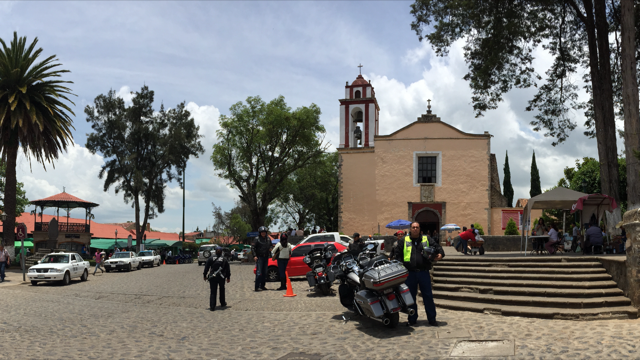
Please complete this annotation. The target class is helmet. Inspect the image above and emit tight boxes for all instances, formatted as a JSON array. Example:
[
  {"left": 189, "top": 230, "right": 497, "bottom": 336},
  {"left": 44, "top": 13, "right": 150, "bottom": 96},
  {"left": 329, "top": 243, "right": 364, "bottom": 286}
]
[
  {"left": 423, "top": 246, "right": 438, "bottom": 262},
  {"left": 258, "top": 226, "right": 268, "bottom": 233}
]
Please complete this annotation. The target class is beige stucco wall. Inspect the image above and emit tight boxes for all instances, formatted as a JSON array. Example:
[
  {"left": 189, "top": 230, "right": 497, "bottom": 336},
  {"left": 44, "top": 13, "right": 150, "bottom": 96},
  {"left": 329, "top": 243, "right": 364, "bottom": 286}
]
[
  {"left": 339, "top": 149, "right": 378, "bottom": 236},
  {"left": 490, "top": 208, "right": 543, "bottom": 235},
  {"left": 340, "top": 120, "right": 493, "bottom": 236}
]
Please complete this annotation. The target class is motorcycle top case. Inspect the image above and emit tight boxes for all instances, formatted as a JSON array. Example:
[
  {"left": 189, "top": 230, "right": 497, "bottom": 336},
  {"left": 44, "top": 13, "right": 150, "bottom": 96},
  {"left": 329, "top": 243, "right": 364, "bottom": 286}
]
[
  {"left": 362, "top": 262, "right": 409, "bottom": 291},
  {"left": 354, "top": 289, "right": 385, "bottom": 318}
]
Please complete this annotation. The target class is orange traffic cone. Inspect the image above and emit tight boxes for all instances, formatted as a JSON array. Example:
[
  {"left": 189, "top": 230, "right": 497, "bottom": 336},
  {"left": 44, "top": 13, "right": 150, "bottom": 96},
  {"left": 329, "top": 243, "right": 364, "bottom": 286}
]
[
  {"left": 163, "top": 260, "right": 165, "bottom": 265},
  {"left": 176, "top": 259, "right": 178, "bottom": 264},
  {"left": 283, "top": 271, "right": 296, "bottom": 297}
]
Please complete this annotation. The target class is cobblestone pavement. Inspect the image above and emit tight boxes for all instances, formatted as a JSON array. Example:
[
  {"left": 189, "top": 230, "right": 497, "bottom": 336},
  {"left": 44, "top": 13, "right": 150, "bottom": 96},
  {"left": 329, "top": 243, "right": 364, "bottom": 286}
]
[{"left": 1, "top": 262, "right": 639, "bottom": 359}]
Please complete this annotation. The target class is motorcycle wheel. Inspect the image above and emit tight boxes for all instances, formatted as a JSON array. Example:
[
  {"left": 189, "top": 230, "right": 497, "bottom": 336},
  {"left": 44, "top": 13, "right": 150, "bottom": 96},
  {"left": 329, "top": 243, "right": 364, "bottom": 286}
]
[
  {"left": 384, "top": 312, "right": 400, "bottom": 329},
  {"left": 319, "top": 283, "right": 331, "bottom": 296}
]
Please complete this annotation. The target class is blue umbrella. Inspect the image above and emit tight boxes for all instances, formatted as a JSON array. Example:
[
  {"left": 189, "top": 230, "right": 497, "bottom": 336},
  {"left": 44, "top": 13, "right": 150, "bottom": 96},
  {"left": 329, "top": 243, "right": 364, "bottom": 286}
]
[
  {"left": 440, "top": 224, "right": 461, "bottom": 232},
  {"left": 386, "top": 219, "right": 412, "bottom": 229}
]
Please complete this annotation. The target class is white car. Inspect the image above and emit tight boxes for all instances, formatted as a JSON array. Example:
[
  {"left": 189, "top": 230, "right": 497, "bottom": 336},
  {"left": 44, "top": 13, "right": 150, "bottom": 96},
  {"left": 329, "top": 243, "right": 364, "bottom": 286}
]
[
  {"left": 297, "top": 233, "right": 352, "bottom": 247},
  {"left": 104, "top": 251, "right": 142, "bottom": 272},
  {"left": 137, "top": 250, "right": 161, "bottom": 267},
  {"left": 28, "top": 252, "right": 90, "bottom": 286}
]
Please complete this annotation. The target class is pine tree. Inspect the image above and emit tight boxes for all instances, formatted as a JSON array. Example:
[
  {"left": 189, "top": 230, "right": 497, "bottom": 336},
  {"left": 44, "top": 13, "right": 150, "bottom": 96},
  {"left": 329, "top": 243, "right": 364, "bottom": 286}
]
[
  {"left": 504, "top": 218, "right": 520, "bottom": 236},
  {"left": 503, "top": 151, "right": 514, "bottom": 207},
  {"left": 530, "top": 151, "right": 542, "bottom": 197}
]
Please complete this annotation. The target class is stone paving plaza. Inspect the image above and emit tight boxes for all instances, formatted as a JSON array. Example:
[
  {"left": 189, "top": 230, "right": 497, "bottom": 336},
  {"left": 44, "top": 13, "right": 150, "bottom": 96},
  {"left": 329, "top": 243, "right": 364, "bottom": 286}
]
[{"left": 1, "top": 260, "right": 640, "bottom": 359}]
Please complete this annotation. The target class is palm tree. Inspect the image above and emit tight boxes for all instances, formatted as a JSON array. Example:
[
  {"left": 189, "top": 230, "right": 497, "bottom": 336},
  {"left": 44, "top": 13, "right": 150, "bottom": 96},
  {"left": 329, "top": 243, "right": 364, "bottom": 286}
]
[{"left": 0, "top": 32, "right": 75, "bottom": 246}]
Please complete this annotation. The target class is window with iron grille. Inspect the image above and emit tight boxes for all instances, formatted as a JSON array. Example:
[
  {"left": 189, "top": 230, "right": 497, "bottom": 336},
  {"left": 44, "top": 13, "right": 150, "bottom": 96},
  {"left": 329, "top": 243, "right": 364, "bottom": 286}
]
[{"left": 417, "top": 156, "right": 437, "bottom": 184}]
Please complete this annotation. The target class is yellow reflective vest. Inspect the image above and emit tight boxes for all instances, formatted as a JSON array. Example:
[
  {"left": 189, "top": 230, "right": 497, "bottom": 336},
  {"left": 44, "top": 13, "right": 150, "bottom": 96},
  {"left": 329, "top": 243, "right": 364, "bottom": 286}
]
[{"left": 403, "top": 235, "right": 429, "bottom": 262}]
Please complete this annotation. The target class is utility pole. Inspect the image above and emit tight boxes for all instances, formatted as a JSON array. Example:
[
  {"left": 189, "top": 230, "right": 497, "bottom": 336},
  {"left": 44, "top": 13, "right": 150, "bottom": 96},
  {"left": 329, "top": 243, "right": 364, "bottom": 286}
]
[{"left": 182, "top": 164, "right": 186, "bottom": 242}]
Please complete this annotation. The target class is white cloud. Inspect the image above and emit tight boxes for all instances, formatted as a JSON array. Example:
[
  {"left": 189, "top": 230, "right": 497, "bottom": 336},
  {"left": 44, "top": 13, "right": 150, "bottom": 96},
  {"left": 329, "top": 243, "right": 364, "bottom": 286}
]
[{"left": 115, "top": 86, "right": 134, "bottom": 105}]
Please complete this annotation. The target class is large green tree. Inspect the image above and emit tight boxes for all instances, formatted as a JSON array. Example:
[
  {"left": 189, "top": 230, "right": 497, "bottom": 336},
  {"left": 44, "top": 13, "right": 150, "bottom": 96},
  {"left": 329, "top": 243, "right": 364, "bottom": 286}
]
[
  {"left": 410, "top": 0, "right": 629, "bottom": 207},
  {"left": 276, "top": 151, "right": 340, "bottom": 231},
  {"left": 503, "top": 151, "right": 514, "bottom": 207},
  {"left": 530, "top": 151, "right": 542, "bottom": 197},
  {"left": 85, "top": 86, "right": 204, "bottom": 244},
  {"left": 0, "top": 32, "right": 75, "bottom": 246},
  {"left": 559, "top": 157, "right": 628, "bottom": 210},
  {"left": 0, "top": 160, "right": 28, "bottom": 216},
  {"left": 211, "top": 96, "right": 327, "bottom": 231}
]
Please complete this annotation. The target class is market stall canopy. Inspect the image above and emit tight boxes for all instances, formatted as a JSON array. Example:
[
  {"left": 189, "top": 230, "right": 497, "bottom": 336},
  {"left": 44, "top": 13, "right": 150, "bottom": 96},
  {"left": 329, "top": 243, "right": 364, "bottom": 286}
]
[
  {"left": 142, "top": 239, "right": 183, "bottom": 248},
  {"left": 90, "top": 239, "right": 137, "bottom": 250},
  {"left": 522, "top": 187, "right": 587, "bottom": 228},
  {"left": 14, "top": 239, "right": 34, "bottom": 248},
  {"left": 571, "top": 193, "right": 617, "bottom": 226},
  {"left": 386, "top": 219, "right": 412, "bottom": 229}
]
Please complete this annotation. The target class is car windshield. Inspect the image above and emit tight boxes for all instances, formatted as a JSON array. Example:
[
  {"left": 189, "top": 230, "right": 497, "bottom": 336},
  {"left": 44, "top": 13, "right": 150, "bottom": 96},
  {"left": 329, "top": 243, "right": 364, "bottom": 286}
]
[
  {"left": 138, "top": 251, "right": 153, "bottom": 256},
  {"left": 199, "top": 246, "right": 214, "bottom": 252},
  {"left": 112, "top": 253, "right": 130, "bottom": 259},
  {"left": 42, "top": 255, "right": 69, "bottom": 264}
]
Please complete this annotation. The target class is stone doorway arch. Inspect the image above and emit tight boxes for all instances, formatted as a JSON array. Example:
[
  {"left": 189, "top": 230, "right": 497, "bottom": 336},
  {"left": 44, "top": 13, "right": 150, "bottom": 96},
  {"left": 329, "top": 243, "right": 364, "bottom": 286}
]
[{"left": 413, "top": 207, "right": 441, "bottom": 238}]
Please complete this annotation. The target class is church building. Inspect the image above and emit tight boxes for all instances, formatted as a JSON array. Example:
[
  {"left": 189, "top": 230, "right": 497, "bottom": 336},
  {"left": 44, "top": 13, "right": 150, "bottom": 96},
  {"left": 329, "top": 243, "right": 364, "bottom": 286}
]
[{"left": 337, "top": 72, "right": 511, "bottom": 238}]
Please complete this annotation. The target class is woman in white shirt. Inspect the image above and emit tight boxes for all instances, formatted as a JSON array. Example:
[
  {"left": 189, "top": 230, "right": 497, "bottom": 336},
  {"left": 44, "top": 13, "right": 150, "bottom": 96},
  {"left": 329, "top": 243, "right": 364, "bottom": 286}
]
[
  {"left": 272, "top": 233, "right": 294, "bottom": 290},
  {"left": 545, "top": 224, "right": 559, "bottom": 254}
]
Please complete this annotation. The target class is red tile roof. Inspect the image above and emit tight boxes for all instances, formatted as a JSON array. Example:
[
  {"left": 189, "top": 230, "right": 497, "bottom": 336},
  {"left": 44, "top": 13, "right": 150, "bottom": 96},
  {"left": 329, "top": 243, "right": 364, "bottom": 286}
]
[
  {"left": 351, "top": 75, "right": 369, "bottom": 86},
  {"left": 1, "top": 212, "right": 181, "bottom": 241},
  {"left": 30, "top": 192, "right": 99, "bottom": 208}
]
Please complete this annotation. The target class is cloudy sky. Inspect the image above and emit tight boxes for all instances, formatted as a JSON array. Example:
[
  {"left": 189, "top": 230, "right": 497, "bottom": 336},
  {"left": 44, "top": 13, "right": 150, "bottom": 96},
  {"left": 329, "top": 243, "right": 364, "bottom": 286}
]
[{"left": 1, "top": 1, "right": 621, "bottom": 234}]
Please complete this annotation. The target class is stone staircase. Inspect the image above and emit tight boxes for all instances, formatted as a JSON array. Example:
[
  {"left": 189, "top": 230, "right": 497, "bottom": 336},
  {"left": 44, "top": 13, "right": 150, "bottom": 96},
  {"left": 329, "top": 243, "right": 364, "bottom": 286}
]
[{"left": 432, "top": 256, "right": 638, "bottom": 320}]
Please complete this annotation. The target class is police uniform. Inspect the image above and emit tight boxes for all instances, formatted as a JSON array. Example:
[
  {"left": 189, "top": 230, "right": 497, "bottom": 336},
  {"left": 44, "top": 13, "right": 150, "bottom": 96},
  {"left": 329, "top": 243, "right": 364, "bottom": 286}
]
[
  {"left": 392, "top": 235, "right": 444, "bottom": 325},
  {"left": 203, "top": 253, "right": 231, "bottom": 311}
]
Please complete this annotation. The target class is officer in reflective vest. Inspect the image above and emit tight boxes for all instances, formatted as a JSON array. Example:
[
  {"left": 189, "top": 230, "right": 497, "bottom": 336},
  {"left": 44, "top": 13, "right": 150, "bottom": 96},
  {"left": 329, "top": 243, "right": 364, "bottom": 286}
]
[{"left": 392, "top": 222, "right": 444, "bottom": 327}]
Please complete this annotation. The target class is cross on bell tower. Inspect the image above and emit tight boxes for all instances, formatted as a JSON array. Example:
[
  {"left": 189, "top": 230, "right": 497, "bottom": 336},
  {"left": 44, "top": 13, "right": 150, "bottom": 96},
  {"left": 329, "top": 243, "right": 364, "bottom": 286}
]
[{"left": 338, "top": 66, "right": 380, "bottom": 148}]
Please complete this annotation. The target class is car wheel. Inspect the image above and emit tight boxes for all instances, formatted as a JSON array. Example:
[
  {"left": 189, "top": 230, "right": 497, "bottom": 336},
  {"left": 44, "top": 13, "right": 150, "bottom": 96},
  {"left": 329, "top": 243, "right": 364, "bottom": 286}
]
[
  {"left": 127, "top": 264, "right": 132, "bottom": 272},
  {"left": 81, "top": 269, "right": 88, "bottom": 281},
  {"left": 137, "top": 262, "right": 142, "bottom": 270},
  {"left": 61, "top": 272, "right": 70, "bottom": 286},
  {"left": 30, "top": 280, "right": 38, "bottom": 286},
  {"left": 267, "top": 266, "right": 280, "bottom": 282}
]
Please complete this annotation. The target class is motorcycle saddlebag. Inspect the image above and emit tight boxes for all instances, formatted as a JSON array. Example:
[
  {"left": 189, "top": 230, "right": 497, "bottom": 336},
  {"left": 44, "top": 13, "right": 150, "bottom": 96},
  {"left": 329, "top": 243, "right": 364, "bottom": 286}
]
[
  {"left": 362, "top": 262, "right": 409, "bottom": 291},
  {"left": 355, "top": 289, "right": 385, "bottom": 318},
  {"left": 306, "top": 271, "right": 317, "bottom": 287},
  {"left": 397, "top": 283, "right": 415, "bottom": 307}
]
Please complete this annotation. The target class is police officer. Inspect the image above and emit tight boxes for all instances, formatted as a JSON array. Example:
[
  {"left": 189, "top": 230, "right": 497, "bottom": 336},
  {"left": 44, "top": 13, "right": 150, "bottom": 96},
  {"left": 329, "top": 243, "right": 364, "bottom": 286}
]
[
  {"left": 392, "top": 221, "right": 444, "bottom": 327},
  {"left": 252, "top": 226, "right": 272, "bottom": 291},
  {"left": 203, "top": 246, "right": 231, "bottom": 311}
]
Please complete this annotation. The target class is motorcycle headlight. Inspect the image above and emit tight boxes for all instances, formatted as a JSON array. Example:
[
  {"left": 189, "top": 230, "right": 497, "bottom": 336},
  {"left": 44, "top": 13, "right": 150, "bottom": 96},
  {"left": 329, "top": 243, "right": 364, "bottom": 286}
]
[{"left": 303, "top": 256, "right": 310, "bottom": 264}]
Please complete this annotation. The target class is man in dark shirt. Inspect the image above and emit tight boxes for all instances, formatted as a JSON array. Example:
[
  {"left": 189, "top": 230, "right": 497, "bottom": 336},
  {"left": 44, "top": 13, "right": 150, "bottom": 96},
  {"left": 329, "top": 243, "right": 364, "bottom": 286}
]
[
  {"left": 348, "top": 233, "right": 365, "bottom": 256},
  {"left": 252, "top": 226, "right": 272, "bottom": 291},
  {"left": 203, "top": 247, "right": 231, "bottom": 311},
  {"left": 392, "top": 222, "right": 444, "bottom": 327}
]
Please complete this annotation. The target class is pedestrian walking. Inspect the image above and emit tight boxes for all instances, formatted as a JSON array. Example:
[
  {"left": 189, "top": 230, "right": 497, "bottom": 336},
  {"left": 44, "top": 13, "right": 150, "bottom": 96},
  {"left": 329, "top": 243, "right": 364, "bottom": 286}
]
[
  {"left": 203, "top": 247, "right": 231, "bottom": 311},
  {"left": 93, "top": 250, "right": 104, "bottom": 275},
  {"left": 272, "top": 233, "right": 293, "bottom": 290},
  {"left": 0, "top": 244, "right": 10, "bottom": 283},
  {"left": 252, "top": 226, "right": 272, "bottom": 291},
  {"left": 392, "top": 222, "right": 444, "bottom": 327}
]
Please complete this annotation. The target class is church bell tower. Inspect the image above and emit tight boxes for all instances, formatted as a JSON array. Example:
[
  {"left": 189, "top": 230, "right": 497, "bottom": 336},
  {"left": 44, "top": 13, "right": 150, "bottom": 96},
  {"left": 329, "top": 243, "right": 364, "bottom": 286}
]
[{"left": 339, "top": 65, "right": 380, "bottom": 148}]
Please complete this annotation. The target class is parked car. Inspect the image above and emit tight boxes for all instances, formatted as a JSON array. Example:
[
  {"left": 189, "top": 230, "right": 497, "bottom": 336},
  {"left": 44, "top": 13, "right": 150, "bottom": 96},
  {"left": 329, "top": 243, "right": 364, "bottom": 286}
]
[
  {"left": 103, "top": 251, "right": 142, "bottom": 272},
  {"left": 297, "top": 232, "right": 352, "bottom": 247},
  {"left": 254, "top": 242, "right": 347, "bottom": 281},
  {"left": 137, "top": 250, "right": 161, "bottom": 267},
  {"left": 198, "top": 245, "right": 234, "bottom": 265},
  {"left": 28, "top": 252, "right": 90, "bottom": 286}
]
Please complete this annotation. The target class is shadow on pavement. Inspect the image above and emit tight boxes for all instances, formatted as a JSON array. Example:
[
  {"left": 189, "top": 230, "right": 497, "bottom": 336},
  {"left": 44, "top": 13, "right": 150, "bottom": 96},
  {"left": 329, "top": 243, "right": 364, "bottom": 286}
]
[{"left": 330, "top": 311, "right": 415, "bottom": 338}]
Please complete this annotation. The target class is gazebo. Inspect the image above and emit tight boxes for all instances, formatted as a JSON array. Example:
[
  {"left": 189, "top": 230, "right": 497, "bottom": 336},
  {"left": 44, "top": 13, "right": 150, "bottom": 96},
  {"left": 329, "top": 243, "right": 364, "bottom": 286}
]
[{"left": 30, "top": 190, "right": 99, "bottom": 252}]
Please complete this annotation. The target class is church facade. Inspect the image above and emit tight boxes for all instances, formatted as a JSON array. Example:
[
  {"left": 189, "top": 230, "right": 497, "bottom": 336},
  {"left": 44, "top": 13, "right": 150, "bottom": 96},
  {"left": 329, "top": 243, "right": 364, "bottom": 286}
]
[{"left": 337, "top": 73, "right": 510, "bottom": 238}]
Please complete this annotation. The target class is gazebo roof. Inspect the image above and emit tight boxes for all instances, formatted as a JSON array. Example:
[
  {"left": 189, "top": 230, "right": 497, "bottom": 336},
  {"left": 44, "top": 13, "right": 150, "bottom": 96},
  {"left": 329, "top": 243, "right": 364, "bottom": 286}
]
[{"left": 30, "top": 191, "right": 99, "bottom": 209}]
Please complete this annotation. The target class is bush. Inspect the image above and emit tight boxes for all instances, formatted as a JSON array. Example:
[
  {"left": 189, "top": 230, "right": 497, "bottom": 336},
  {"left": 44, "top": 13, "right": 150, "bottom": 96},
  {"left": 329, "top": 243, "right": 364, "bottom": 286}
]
[
  {"left": 473, "top": 223, "right": 485, "bottom": 235},
  {"left": 504, "top": 218, "right": 520, "bottom": 235}
]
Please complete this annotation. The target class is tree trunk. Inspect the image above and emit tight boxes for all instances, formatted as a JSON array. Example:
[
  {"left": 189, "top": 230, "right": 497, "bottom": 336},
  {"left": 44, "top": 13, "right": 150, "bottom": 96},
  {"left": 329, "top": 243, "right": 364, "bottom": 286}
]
[
  {"left": 2, "top": 140, "right": 18, "bottom": 247},
  {"left": 621, "top": 0, "right": 640, "bottom": 210}
]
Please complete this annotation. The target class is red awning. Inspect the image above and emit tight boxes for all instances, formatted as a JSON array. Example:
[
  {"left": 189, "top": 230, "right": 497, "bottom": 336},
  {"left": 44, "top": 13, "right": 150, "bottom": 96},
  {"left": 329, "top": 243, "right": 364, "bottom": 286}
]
[{"left": 570, "top": 194, "right": 617, "bottom": 214}]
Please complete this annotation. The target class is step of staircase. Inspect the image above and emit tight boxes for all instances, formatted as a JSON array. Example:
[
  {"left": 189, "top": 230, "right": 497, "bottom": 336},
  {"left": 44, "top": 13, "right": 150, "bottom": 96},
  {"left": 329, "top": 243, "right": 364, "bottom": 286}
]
[
  {"left": 433, "top": 283, "right": 625, "bottom": 298},
  {"left": 432, "top": 255, "right": 635, "bottom": 319},
  {"left": 434, "top": 299, "right": 637, "bottom": 320},
  {"left": 433, "top": 290, "right": 631, "bottom": 308},
  {"left": 436, "top": 266, "right": 606, "bottom": 274},
  {"left": 433, "top": 271, "right": 612, "bottom": 282}
]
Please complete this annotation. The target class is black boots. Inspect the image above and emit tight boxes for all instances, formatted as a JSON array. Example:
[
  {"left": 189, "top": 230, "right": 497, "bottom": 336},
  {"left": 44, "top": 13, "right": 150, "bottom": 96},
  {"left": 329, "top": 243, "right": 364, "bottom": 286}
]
[{"left": 277, "top": 280, "right": 286, "bottom": 290}]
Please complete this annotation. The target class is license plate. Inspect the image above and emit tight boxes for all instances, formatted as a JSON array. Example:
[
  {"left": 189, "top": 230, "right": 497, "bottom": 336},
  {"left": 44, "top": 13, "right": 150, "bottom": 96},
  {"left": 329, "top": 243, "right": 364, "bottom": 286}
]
[
  {"left": 108, "top": 265, "right": 115, "bottom": 267},
  {"left": 383, "top": 288, "right": 393, "bottom": 294},
  {"left": 37, "top": 275, "right": 44, "bottom": 279}
]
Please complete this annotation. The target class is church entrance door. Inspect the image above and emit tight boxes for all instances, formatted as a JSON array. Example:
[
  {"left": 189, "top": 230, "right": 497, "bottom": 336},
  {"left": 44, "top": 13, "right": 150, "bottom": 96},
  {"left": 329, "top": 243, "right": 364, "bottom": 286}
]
[{"left": 414, "top": 209, "right": 440, "bottom": 237}]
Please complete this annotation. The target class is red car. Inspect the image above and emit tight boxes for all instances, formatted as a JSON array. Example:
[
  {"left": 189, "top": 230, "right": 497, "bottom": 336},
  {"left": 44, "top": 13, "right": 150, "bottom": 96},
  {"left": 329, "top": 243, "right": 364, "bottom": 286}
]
[{"left": 253, "top": 242, "right": 347, "bottom": 281}]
